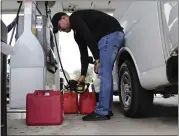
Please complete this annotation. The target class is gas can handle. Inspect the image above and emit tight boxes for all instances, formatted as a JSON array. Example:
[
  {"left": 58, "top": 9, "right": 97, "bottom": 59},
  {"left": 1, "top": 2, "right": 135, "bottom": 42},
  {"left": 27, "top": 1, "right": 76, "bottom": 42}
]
[{"left": 34, "top": 90, "right": 54, "bottom": 96}]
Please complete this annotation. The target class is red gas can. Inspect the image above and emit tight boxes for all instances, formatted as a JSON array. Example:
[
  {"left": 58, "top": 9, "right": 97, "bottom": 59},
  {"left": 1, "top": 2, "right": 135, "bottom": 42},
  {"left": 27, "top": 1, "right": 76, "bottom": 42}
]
[
  {"left": 26, "top": 90, "right": 63, "bottom": 126},
  {"left": 79, "top": 90, "right": 96, "bottom": 114},
  {"left": 63, "top": 91, "right": 78, "bottom": 114}
]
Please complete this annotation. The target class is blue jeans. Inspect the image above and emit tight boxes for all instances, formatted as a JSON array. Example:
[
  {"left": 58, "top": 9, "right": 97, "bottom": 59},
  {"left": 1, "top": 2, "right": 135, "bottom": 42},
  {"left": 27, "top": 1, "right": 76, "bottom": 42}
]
[{"left": 94, "top": 31, "right": 124, "bottom": 115}]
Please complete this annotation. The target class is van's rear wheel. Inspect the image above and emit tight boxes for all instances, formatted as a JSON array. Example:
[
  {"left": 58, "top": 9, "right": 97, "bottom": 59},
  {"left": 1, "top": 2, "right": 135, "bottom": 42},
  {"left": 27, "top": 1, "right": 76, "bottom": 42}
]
[{"left": 118, "top": 60, "right": 154, "bottom": 118}]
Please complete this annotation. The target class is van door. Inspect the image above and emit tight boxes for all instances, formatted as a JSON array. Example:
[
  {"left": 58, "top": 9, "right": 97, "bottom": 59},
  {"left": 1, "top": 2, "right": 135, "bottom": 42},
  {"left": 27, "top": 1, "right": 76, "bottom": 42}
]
[{"left": 159, "top": 1, "right": 178, "bottom": 58}]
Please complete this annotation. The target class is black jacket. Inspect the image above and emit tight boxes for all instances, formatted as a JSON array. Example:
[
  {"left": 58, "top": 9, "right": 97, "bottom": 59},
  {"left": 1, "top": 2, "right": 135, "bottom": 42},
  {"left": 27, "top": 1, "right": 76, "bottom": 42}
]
[{"left": 70, "top": 10, "right": 123, "bottom": 76}]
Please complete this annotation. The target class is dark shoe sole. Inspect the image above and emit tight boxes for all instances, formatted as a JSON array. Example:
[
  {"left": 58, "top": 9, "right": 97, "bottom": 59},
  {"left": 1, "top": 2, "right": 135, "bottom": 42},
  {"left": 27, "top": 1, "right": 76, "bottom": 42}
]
[
  {"left": 82, "top": 113, "right": 110, "bottom": 121},
  {"left": 82, "top": 116, "right": 110, "bottom": 121}
]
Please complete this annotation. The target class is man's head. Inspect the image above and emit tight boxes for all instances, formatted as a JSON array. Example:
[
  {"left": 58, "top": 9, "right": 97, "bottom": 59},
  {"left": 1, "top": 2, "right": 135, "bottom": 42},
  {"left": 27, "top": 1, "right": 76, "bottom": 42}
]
[{"left": 51, "top": 12, "right": 71, "bottom": 33}]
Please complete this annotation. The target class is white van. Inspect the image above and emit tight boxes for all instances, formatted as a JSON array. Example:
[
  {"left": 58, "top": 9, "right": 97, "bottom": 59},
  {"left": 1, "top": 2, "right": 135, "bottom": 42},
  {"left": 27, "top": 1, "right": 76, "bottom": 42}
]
[{"left": 112, "top": 1, "right": 178, "bottom": 118}]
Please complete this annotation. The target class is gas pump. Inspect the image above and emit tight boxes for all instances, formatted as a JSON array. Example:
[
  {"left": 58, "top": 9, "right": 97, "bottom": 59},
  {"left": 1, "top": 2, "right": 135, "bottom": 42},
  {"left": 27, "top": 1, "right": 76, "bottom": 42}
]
[{"left": 9, "top": 1, "right": 59, "bottom": 109}]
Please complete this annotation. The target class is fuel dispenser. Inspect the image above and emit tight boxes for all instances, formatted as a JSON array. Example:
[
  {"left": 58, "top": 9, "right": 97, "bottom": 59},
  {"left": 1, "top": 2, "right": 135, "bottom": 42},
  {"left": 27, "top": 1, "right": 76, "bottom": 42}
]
[{"left": 9, "top": 1, "right": 59, "bottom": 108}]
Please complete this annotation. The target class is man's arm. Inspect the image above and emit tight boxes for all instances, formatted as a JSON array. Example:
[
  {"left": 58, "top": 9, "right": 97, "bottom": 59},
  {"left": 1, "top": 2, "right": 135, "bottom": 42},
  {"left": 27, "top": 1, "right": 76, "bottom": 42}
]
[
  {"left": 74, "top": 34, "right": 89, "bottom": 77},
  {"left": 70, "top": 13, "right": 99, "bottom": 60}
]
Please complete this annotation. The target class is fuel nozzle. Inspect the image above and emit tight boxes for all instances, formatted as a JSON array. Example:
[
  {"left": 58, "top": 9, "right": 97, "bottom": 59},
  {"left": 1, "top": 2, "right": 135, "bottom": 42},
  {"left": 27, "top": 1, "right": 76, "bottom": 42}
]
[{"left": 65, "top": 80, "right": 90, "bottom": 94}]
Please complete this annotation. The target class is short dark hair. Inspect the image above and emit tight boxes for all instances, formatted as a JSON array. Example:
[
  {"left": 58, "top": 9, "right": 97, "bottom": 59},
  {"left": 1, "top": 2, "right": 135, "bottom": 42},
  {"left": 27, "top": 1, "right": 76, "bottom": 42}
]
[{"left": 51, "top": 12, "right": 67, "bottom": 31}]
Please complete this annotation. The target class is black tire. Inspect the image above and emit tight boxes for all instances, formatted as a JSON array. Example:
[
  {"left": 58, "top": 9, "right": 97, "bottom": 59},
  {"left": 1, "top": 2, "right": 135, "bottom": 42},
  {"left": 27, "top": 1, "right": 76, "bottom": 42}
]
[{"left": 118, "top": 60, "right": 154, "bottom": 118}]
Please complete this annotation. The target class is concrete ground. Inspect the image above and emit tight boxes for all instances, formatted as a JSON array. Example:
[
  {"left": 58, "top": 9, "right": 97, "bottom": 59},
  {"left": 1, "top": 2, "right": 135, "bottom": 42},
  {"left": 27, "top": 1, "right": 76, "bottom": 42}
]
[{"left": 7, "top": 95, "right": 178, "bottom": 135}]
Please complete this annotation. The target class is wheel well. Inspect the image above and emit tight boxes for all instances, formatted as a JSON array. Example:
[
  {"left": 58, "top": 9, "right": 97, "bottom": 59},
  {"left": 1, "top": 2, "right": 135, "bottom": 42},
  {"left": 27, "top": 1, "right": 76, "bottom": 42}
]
[
  {"left": 116, "top": 50, "right": 142, "bottom": 92},
  {"left": 117, "top": 50, "right": 141, "bottom": 85},
  {"left": 117, "top": 51, "right": 134, "bottom": 68}
]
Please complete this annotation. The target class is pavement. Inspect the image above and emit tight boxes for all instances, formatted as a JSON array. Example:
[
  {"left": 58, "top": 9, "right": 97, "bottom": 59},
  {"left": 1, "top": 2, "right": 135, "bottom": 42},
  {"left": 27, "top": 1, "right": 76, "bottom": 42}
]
[{"left": 7, "top": 95, "right": 178, "bottom": 135}]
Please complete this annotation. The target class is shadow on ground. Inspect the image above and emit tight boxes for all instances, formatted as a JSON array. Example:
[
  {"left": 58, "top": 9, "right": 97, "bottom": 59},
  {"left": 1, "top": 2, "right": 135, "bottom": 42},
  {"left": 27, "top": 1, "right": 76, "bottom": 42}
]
[
  {"left": 112, "top": 96, "right": 178, "bottom": 125},
  {"left": 150, "top": 103, "right": 178, "bottom": 118}
]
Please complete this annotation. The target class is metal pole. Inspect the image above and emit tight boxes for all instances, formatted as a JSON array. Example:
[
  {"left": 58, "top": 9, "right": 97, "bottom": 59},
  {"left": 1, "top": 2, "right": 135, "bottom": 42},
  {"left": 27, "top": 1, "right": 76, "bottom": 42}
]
[{"left": 1, "top": 53, "right": 7, "bottom": 136}]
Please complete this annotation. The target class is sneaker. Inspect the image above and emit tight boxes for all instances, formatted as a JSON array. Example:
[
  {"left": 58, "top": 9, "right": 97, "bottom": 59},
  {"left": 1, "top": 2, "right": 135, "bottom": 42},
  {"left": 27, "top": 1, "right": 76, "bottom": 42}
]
[{"left": 82, "top": 112, "right": 110, "bottom": 121}]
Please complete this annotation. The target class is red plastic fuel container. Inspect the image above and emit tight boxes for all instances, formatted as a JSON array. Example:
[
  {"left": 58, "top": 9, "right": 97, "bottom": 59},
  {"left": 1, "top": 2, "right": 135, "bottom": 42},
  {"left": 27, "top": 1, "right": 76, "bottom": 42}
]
[
  {"left": 26, "top": 90, "right": 63, "bottom": 126},
  {"left": 63, "top": 91, "right": 78, "bottom": 114},
  {"left": 79, "top": 90, "right": 96, "bottom": 114}
]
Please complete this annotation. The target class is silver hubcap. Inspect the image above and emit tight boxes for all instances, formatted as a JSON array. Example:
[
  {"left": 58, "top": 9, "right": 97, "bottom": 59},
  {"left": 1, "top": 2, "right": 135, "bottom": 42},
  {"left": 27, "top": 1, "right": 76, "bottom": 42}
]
[{"left": 121, "top": 71, "right": 132, "bottom": 109}]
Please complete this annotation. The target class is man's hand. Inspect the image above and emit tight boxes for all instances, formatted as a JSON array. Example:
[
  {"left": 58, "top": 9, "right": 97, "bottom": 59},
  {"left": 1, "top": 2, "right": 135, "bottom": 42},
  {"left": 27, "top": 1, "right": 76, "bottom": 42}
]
[
  {"left": 77, "top": 75, "right": 85, "bottom": 86},
  {"left": 94, "top": 59, "right": 100, "bottom": 74}
]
